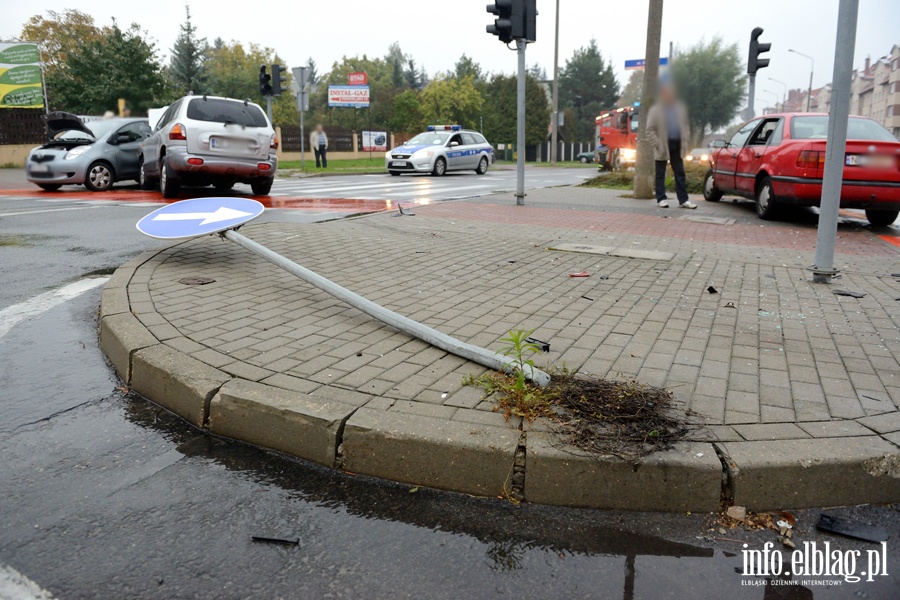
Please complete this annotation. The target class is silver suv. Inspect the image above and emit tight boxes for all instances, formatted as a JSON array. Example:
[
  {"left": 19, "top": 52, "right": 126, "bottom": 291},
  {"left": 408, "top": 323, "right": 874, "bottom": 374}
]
[{"left": 140, "top": 95, "right": 277, "bottom": 198}]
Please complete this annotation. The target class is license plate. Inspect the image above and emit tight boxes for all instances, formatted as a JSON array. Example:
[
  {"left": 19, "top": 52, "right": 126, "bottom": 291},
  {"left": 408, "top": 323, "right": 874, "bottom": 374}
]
[
  {"left": 846, "top": 154, "right": 893, "bottom": 168},
  {"left": 210, "top": 137, "right": 226, "bottom": 149},
  {"left": 30, "top": 164, "right": 49, "bottom": 173},
  {"left": 391, "top": 161, "right": 407, "bottom": 167}
]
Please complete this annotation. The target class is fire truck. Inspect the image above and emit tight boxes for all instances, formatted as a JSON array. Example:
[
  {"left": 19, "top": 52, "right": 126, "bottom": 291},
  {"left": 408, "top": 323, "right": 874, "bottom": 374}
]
[{"left": 595, "top": 106, "right": 639, "bottom": 170}]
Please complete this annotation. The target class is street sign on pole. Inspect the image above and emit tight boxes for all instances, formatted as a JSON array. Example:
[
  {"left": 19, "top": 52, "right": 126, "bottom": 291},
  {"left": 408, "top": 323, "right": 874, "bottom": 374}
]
[
  {"left": 132, "top": 200, "right": 551, "bottom": 385},
  {"left": 136, "top": 198, "right": 264, "bottom": 240},
  {"left": 624, "top": 57, "right": 669, "bottom": 70}
]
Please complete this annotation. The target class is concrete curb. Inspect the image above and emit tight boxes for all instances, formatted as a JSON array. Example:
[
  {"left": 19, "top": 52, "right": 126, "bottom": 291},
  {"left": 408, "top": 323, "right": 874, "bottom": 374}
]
[{"left": 98, "top": 238, "right": 900, "bottom": 512}]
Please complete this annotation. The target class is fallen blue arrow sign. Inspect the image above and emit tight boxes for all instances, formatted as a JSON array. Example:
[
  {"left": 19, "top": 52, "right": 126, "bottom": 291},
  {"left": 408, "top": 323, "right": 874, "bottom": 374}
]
[{"left": 136, "top": 197, "right": 264, "bottom": 239}]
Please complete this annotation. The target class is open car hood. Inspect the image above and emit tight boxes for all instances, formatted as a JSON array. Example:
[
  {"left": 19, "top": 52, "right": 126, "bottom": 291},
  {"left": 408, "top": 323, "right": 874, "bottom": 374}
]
[{"left": 43, "top": 111, "right": 93, "bottom": 139}]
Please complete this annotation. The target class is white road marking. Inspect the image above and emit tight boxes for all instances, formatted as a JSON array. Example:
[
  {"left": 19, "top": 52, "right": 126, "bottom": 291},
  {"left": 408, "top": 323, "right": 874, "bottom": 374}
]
[
  {"left": 0, "top": 277, "right": 109, "bottom": 341},
  {"left": 0, "top": 206, "right": 101, "bottom": 218},
  {"left": 0, "top": 563, "right": 54, "bottom": 599}
]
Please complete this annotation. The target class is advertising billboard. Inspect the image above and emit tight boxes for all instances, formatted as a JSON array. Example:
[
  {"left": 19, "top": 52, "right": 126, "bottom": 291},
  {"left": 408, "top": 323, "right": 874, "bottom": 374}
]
[
  {"left": 0, "top": 42, "right": 43, "bottom": 108},
  {"left": 328, "top": 85, "right": 370, "bottom": 108},
  {"left": 362, "top": 131, "right": 387, "bottom": 152}
]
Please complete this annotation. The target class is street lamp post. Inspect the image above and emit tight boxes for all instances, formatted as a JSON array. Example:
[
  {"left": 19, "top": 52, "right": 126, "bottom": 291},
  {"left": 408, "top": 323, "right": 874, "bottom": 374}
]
[
  {"left": 762, "top": 89, "right": 779, "bottom": 113},
  {"left": 788, "top": 49, "right": 814, "bottom": 111},
  {"left": 768, "top": 77, "right": 787, "bottom": 110},
  {"left": 550, "top": 0, "right": 560, "bottom": 165}
]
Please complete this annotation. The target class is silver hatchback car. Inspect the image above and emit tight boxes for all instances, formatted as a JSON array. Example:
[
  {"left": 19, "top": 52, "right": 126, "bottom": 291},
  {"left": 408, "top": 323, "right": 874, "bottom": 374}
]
[
  {"left": 25, "top": 113, "right": 151, "bottom": 191},
  {"left": 386, "top": 125, "right": 493, "bottom": 176},
  {"left": 140, "top": 95, "right": 278, "bottom": 198}
]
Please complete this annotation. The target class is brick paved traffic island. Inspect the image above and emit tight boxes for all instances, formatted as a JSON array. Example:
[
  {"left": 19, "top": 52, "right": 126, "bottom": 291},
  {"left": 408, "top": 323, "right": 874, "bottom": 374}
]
[{"left": 100, "top": 186, "right": 900, "bottom": 512}]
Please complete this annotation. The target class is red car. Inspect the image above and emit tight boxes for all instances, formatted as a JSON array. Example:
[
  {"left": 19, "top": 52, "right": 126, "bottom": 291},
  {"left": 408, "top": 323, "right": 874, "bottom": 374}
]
[{"left": 703, "top": 113, "right": 900, "bottom": 226}]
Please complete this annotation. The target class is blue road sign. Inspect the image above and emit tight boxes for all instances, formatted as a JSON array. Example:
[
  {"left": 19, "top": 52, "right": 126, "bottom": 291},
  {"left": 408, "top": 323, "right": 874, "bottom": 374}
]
[
  {"left": 625, "top": 57, "right": 669, "bottom": 70},
  {"left": 136, "top": 197, "right": 264, "bottom": 240}
]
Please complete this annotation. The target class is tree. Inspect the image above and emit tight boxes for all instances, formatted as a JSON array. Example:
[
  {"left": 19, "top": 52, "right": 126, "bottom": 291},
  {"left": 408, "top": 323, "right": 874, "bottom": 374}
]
[
  {"left": 419, "top": 75, "right": 483, "bottom": 130},
  {"left": 20, "top": 9, "right": 101, "bottom": 79},
  {"left": 454, "top": 55, "right": 483, "bottom": 83},
  {"left": 388, "top": 88, "right": 423, "bottom": 133},
  {"left": 528, "top": 63, "right": 547, "bottom": 80},
  {"left": 559, "top": 39, "right": 619, "bottom": 140},
  {"left": 618, "top": 71, "right": 643, "bottom": 108},
  {"left": 482, "top": 73, "right": 550, "bottom": 146},
  {"left": 168, "top": 5, "right": 208, "bottom": 95},
  {"left": 671, "top": 37, "right": 746, "bottom": 145},
  {"left": 205, "top": 41, "right": 296, "bottom": 126},
  {"left": 305, "top": 57, "right": 318, "bottom": 86},
  {"left": 46, "top": 21, "right": 169, "bottom": 114}
]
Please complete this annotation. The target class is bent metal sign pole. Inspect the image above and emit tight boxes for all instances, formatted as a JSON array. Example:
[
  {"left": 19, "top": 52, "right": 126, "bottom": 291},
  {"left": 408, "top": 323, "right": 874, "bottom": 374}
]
[{"left": 136, "top": 198, "right": 551, "bottom": 386}]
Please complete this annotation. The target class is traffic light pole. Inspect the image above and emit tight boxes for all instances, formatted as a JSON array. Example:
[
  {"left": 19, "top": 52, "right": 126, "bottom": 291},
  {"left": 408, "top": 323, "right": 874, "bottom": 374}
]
[
  {"left": 812, "top": 0, "right": 859, "bottom": 283},
  {"left": 266, "top": 97, "right": 273, "bottom": 125},
  {"left": 516, "top": 39, "right": 526, "bottom": 205}
]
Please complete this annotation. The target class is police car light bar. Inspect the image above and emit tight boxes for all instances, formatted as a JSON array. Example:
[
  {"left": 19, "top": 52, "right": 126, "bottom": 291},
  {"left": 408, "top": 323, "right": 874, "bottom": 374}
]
[{"left": 427, "top": 125, "right": 462, "bottom": 131}]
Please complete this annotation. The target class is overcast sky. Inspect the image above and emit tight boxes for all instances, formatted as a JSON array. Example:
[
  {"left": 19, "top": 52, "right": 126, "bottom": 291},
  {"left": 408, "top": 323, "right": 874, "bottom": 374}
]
[{"left": 2, "top": 0, "right": 898, "bottom": 105}]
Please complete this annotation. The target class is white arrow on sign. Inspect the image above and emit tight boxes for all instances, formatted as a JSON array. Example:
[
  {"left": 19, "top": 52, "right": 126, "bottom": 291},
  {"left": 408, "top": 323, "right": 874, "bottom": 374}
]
[{"left": 152, "top": 206, "right": 253, "bottom": 226}]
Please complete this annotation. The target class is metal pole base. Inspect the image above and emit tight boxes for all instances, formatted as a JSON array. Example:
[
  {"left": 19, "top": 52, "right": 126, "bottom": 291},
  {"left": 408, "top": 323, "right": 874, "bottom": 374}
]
[{"left": 809, "top": 266, "right": 840, "bottom": 284}]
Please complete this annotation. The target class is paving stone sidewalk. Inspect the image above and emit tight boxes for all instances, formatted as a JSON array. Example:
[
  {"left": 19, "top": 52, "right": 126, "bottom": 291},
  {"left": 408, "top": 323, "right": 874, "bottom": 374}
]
[{"left": 101, "top": 185, "right": 900, "bottom": 511}]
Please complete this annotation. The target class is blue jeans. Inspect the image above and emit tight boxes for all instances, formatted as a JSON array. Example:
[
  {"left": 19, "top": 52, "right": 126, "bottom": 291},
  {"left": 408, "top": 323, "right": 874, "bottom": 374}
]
[
  {"left": 655, "top": 139, "right": 688, "bottom": 204},
  {"left": 315, "top": 145, "right": 327, "bottom": 168}
]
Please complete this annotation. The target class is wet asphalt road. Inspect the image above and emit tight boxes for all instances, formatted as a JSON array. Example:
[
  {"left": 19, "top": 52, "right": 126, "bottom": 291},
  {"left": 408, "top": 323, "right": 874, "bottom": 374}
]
[{"left": 1, "top": 176, "right": 899, "bottom": 599}]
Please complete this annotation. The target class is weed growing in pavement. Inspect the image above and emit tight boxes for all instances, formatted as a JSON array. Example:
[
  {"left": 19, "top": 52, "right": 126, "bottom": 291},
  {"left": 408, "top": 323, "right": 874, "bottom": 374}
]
[{"left": 465, "top": 330, "right": 694, "bottom": 460}]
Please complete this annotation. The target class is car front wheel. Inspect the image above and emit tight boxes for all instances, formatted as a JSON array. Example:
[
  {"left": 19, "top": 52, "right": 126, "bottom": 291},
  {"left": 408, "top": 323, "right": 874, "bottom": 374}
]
[
  {"left": 389, "top": 171, "right": 401, "bottom": 176},
  {"left": 432, "top": 157, "right": 447, "bottom": 177},
  {"left": 159, "top": 160, "right": 180, "bottom": 199},
  {"left": 755, "top": 176, "right": 779, "bottom": 220},
  {"left": 85, "top": 161, "right": 114, "bottom": 191},
  {"left": 703, "top": 170, "right": 722, "bottom": 202},
  {"left": 580, "top": 156, "right": 589, "bottom": 164},
  {"left": 37, "top": 184, "right": 62, "bottom": 192},
  {"left": 475, "top": 156, "right": 489, "bottom": 175},
  {"left": 139, "top": 160, "right": 156, "bottom": 190},
  {"left": 865, "top": 209, "right": 899, "bottom": 227}
]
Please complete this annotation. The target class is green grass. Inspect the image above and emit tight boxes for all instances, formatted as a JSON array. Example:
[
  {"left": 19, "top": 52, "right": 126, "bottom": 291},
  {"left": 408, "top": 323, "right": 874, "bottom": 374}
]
[
  {"left": 278, "top": 157, "right": 385, "bottom": 175},
  {"left": 581, "top": 161, "right": 708, "bottom": 195}
]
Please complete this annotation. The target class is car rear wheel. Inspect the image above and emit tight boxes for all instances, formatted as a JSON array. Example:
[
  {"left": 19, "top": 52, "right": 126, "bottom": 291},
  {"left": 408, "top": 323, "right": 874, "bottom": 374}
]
[
  {"left": 159, "top": 160, "right": 180, "bottom": 199},
  {"left": 84, "top": 161, "right": 114, "bottom": 192},
  {"left": 139, "top": 160, "right": 156, "bottom": 190},
  {"left": 755, "top": 176, "right": 779, "bottom": 220},
  {"left": 865, "top": 209, "right": 899, "bottom": 227},
  {"left": 580, "top": 156, "right": 589, "bottom": 164},
  {"left": 703, "top": 170, "right": 722, "bottom": 202},
  {"left": 475, "top": 156, "right": 489, "bottom": 175},
  {"left": 37, "top": 184, "right": 61, "bottom": 192},
  {"left": 432, "top": 157, "right": 447, "bottom": 177},
  {"left": 251, "top": 178, "right": 273, "bottom": 196}
]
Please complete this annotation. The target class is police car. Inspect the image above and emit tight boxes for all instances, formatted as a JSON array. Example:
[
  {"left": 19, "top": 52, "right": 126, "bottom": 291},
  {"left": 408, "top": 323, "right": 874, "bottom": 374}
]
[{"left": 386, "top": 125, "right": 493, "bottom": 176}]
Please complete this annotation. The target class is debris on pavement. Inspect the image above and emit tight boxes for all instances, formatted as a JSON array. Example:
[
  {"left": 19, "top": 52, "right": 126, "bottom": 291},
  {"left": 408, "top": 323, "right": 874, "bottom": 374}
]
[
  {"left": 398, "top": 204, "right": 415, "bottom": 216},
  {"left": 816, "top": 513, "right": 889, "bottom": 543},
  {"left": 707, "top": 286, "right": 718, "bottom": 294},
  {"left": 581, "top": 295, "right": 595, "bottom": 301},
  {"left": 833, "top": 289, "right": 866, "bottom": 298},
  {"left": 568, "top": 271, "right": 590, "bottom": 278},
  {"left": 726, "top": 506, "right": 747, "bottom": 521},
  {"left": 251, "top": 535, "right": 300, "bottom": 546},
  {"left": 524, "top": 337, "right": 550, "bottom": 352}
]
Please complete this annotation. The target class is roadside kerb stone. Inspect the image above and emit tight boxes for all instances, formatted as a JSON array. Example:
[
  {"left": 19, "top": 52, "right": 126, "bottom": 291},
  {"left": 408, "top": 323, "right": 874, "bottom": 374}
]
[
  {"left": 524, "top": 431, "right": 722, "bottom": 511},
  {"left": 721, "top": 436, "right": 900, "bottom": 510},
  {"left": 341, "top": 408, "right": 520, "bottom": 497},
  {"left": 99, "top": 313, "right": 159, "bottom": 384},
  {"left": 131, "top": 344, "right": 231, "bottom": 427},
  {"left": 209, "top": 379, "right": 357, "bottom": 467}
]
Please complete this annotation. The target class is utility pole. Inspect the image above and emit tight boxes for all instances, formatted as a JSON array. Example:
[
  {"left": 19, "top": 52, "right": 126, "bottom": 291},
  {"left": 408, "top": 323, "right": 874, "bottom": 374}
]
[
  {"left": 550, "top": 0, "right": 560, "bottom": 165},
  {"left": 292, "top": 66, "right": 310, "bottom": 171},
  {"left": 633, "top": 0, "right": 663, "bottom": 200},
  {"left": 789, "top": 49, "right": 815, "bottom": 112},
  {"left": 812, "top": 0, "right": 859, "bottom": 283}
]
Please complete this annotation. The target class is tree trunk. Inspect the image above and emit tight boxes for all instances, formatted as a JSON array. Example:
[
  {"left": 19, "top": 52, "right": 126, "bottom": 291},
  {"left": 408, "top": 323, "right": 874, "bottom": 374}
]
[{"left": 633, "top": 0, "right": 664, "bottom": 199}]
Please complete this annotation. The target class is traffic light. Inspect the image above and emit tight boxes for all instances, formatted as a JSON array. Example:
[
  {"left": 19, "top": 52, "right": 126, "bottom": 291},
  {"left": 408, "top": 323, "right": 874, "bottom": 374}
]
[
  {"left": 748, "top": 27, "right": 771, "bottom": 75},
  {"left": 511, "top": 0, "right": 536, "bottom": 42},
  {"left": 271, "top": 64, "right": 287, "bottom": 97},
  {"left": 259, "top": 65, "right": 272, "bottom": 96},
  {"left": 486, "top": 0, "right": 514, "bottom": 44}
]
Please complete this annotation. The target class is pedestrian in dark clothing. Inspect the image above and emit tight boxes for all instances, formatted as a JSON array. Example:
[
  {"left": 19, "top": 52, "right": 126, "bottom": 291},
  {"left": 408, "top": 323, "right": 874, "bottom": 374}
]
[
  {"left": 311, "top": 124, "right": 328, "bottom": 168},
  {"left": 646, "top": 79, "right": 697, "bottom": 209}
]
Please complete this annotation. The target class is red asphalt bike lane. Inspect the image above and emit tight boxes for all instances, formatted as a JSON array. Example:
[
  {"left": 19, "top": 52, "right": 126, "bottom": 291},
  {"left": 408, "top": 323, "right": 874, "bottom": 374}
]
[
  {"left": 416, "top": 202, "right": 900, "bottom": 257},
  {"left": 0, "top": 187, "right": 400, "bottom": 214}
]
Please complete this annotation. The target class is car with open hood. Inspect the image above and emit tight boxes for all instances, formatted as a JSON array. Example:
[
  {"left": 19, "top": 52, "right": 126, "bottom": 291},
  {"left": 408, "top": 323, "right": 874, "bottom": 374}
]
[{"left": 25, "top": 112, "right": 151, "bottom": 191}]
